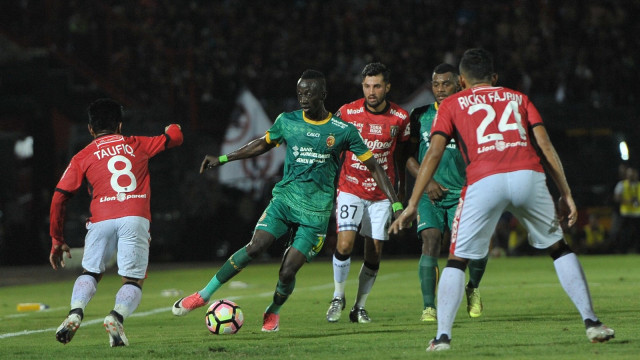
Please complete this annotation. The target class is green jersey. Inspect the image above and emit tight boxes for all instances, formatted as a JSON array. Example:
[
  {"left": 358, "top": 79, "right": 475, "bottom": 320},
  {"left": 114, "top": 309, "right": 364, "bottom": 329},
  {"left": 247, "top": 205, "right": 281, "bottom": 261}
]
[
  {"left": 266, "top": 110, "right": 372, "bottom": 215},
  {"left": 410, "top": 103, "right": 466, "bottom": 198}
]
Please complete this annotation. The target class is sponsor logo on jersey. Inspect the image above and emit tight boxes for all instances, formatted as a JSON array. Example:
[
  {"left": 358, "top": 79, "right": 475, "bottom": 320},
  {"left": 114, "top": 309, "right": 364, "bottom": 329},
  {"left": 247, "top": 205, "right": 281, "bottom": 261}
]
[
  {"left": 389, "top": 108, "right": 407, "bottom": 120},
  {"left": 307, "top": 132, "right": 320, "bottom": 138},
  {"left": 477, "top": 140, "right": 528, "bottom": 154},
  {"left": 326, "top": 135, "right": 335, "bottom": 148},
  {"left": 99, "top": 193, "right": 148, "bottom": 203},
  {"left": 390, "top": 126, "right": 399, "bottom": 137},
  {"left": 364, "top": 138, "right": 393, "bottom": 150},
  {"left": 347, "top": 107, "right": 364, "bottom": 115},
  {"left": 346, "top": 175, "right": 359, "bottom": 185},
  {"left": 95, "top": 135, "right": 125, "bottom": 148},
  {"left": 369, "top": 124, "right": 382, "bottom": 135},
  {"left": 362, "top": 178, "right": 378, "bottom": 191}
]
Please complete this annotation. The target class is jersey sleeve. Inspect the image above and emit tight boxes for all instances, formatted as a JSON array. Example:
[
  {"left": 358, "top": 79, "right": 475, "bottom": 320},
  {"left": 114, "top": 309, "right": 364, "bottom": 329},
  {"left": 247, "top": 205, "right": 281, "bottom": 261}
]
[
  {"left": 164, "top": 124, "right": 184, "bottom": 148},
  {"left": 50, "top": 160, "right": 84, "bottom": 244},
  {"left": 431, "top": 102, "right": 454, "bottom": 139},
  {"left": 346, "top": 124, "right": 373, "bottom": 162},
  {"left": 399, "top": 109, "right": 411, "bottom": 142},
  {"left": 265, "top": 113, "right": 285, "bottom": 145}
]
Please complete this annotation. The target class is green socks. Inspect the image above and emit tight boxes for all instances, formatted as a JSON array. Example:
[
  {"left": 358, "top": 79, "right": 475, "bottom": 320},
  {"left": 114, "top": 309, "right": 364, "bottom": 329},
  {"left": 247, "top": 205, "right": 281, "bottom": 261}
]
[
  {"left": 418, "top": 255, "right": 439, "bottom": 308},
  {"left": 199, "top": 247, "right": 253, "bottom": 300},
  {"left": 467, "top": 255, "right": 488, "bottom": 288},
  {"left": 265, "top": 279, "right": 296, "bottom": 314}
]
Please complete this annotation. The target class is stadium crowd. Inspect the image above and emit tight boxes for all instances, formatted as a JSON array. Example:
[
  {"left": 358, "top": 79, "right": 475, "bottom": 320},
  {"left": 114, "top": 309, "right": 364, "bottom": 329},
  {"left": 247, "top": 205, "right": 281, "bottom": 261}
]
[
  {"left": 3, "top": 0, "right": 638, "bottom": 121},
  {"left": 1, "top": 0, "right": 638, "bottom": 263}
]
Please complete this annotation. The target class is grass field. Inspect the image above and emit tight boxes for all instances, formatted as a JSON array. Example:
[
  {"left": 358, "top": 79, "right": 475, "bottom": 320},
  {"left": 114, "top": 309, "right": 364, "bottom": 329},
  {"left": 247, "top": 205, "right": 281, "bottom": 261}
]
[{"left": 1, "top": 255, "right": 638, "bottom": 359}]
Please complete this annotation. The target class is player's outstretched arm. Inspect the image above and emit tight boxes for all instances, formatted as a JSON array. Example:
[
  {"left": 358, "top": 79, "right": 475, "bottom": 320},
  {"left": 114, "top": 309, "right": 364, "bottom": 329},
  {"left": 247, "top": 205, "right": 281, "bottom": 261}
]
[
  {"left": 200, "top": 135, "right": 275, "bottom": 173},
  {"left": 389, "top": 134, "right": 447, "bottom": 234},
  {"left": 363, "top": 157, "right": 402, "bottom": 218},
  {"left": 532, "top": 125, "right": 577, "bottom": 227},
  {"left": 164, "top": 124, "right": 183, "bottom": 148}
]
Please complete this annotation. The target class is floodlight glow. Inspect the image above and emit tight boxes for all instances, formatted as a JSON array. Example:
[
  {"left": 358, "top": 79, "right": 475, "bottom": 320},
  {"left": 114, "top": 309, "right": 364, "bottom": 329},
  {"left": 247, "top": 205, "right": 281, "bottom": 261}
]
[{"left": 619, "top": 141, "right": 629, "bottom": 161}]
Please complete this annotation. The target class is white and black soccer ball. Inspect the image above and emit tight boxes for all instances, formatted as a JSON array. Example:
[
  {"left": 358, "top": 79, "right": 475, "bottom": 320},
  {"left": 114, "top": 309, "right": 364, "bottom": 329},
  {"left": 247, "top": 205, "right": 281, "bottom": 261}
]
[{"left": 205, "top": 299, "right": 244, "bottom": 334}]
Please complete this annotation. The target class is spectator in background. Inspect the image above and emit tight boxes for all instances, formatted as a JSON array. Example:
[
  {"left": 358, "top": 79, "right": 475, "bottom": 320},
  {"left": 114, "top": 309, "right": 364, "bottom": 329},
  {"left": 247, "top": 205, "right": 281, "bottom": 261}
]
[
  {"left": 578, "top": 213, "right": 608, "bottom": 254},
  {"left": 613, "top": 166, "right": 640, "bottom": 253}
]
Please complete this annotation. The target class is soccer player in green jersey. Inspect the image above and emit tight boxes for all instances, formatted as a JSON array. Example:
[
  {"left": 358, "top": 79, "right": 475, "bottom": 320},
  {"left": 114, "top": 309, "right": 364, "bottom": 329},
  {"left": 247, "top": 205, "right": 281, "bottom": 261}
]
[
  {"left": 407, "top": 63, "right": 488, "bottom": 322},
  {"left": 171, "top": 69, "right": 403, "bottom": 332}
]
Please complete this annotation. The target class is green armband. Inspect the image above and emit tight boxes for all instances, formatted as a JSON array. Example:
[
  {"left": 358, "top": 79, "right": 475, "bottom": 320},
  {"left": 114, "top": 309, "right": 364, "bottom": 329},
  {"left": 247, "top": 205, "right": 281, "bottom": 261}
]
[
  {"left": 219, "top": 155, "right": 228, "bottom": 164},
  {"left": 392, "top": 202, "right": 404, "bottom": 212}
]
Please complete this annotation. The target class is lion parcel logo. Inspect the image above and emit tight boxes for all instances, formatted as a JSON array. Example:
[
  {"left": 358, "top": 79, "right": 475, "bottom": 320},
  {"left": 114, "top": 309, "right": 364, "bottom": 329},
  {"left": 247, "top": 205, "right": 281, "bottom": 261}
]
[{"left": 326, "top": 134, "right": 335, "bottom": 148}]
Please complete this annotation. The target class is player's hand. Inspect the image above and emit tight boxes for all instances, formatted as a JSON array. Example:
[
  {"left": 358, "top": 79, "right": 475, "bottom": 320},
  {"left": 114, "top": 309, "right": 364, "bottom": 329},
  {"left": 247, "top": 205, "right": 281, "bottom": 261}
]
[
  {"left": 426, "top": 180, "right": 447, "bottom": 202},
  {"left": 49, "top": 243, "right": 71, "bottom": 270},
  {"left": 557, "top": 195, "right": 578, "bottom": 228},
  {"left": 388, "top": 204, "right": 417, "bottom": 235},
  {"left": 165, "top": 124, "right": 181, "bottom": 132},
  {"left": 200, "top": 155, "right": 222, "bottom": 174}
]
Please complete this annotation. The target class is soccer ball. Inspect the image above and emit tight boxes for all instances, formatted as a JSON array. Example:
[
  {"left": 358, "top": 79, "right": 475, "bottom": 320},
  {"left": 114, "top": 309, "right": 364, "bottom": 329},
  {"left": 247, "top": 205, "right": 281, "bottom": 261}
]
[{"left": 205, "top": 299, "right": 244, "bottom": 334}]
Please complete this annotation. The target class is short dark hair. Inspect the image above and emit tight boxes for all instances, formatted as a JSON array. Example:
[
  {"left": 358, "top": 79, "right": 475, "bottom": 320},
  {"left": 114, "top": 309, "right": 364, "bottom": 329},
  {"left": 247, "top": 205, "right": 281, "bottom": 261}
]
[
  {"left": 361, "top": 62, "right": 390, "bottom": 83},
  {"left": 433, "top": 63, "right": 458, "bottom": 76},
  {"left": 88, "top": 98, "right": 123, "bottom": 133},
  {"left": 459, "top": 48, "right": 494, "bottom": 83},
  {"left": 300, "top": 69, "right": 325, "bottom": 80}
]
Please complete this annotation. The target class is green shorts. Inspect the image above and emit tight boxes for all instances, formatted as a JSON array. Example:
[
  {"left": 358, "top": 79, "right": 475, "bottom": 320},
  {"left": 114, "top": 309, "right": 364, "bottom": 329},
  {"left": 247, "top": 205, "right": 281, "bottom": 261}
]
[
  {"left": 255, "top": 197, "right": 328, "bottom": 262},
  {"left": 416, "top": 193, "right": 460, "bottom": 234}
]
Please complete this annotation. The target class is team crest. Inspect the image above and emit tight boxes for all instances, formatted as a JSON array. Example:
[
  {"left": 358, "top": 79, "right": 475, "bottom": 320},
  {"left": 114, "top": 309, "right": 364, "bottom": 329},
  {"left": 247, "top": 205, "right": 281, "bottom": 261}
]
[
  {"left": 390, "top": 126, "right": 399, "bottom": 137},
  {"left": 326, "top": 135, "right": 335, "bottom": 148}
]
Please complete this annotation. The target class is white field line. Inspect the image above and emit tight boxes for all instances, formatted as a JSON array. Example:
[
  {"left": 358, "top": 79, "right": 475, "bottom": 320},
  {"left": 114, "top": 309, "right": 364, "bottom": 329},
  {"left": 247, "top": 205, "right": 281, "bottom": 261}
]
[{"left": 0, "top": 271, "right": 602, "bottom": 340}]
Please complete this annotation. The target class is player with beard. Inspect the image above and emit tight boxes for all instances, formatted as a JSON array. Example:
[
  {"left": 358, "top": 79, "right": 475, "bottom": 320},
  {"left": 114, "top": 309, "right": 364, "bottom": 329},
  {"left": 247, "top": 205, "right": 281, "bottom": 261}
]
[{"left": 326, "top": 63, "right": 410, "bottom": 323}]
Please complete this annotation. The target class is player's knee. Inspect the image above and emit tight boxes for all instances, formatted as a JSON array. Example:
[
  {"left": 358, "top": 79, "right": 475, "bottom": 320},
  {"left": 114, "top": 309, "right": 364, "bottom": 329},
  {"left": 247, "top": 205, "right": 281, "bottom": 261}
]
[
  {"left": 446, "top": 259, "right": 468, "bottom": 271},
  {"left": 334, "top": 250, "right": 351, "bottom": 261},
  {"left": 123, "top": 277, "right": 143, "bottom": 289},
  {"left": 420, "top": 230, "right": 441, "bottom": 256},
  {"left": 82, "top": 271, "right": 102, "bottom": 282},
  {"left": 278, "top": 268, "right": 297, "bottom": 284},
  {"left": 548, "top": 239, "right": 574, "bottom": 260}
]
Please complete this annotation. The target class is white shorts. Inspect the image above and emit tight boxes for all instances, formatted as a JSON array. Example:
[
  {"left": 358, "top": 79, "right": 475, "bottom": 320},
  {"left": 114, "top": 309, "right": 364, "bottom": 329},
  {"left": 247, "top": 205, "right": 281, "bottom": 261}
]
[
  {"left": 82, "top": 216, "right": 151, "bottom": 279},
  {"left": 335, "top": 191, "right": 391, "bottom": 240},
  {"left": 451, "top": 170, "right": 563, "bottom": 259}
]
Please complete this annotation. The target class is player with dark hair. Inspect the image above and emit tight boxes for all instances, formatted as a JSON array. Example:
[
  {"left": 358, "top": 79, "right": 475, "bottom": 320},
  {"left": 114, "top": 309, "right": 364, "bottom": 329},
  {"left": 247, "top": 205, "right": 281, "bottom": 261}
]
[
  {"left": 172, "top": 69, "right": 403, "bottom": 332},
  {"left": 325, "top": 62, "right": 410, "bottom": 323},
  {"left": 50, "top": 98, "right": 183, "bottom": 346},
  {"left": 390, "top": 48, "right": 614, "bottom": 351},
  {"left": 408, "top": 63, "right": 488, "bottom": 322}
]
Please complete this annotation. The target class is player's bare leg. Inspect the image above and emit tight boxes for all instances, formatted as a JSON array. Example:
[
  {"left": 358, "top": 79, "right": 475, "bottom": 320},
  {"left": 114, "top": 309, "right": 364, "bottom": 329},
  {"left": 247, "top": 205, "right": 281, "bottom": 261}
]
[{"left": 263, "top": 247, "right": 306, "bottom": 332}]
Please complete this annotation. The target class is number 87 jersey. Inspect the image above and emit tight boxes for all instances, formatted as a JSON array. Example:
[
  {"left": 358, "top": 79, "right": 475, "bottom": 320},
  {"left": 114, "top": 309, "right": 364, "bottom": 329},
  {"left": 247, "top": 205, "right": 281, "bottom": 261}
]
[
  {"left": 432, "top": 85, "right": 545, "bottom": 186},
  {"left": 51, "top": 125, "right": 183, "bottom": 228}
]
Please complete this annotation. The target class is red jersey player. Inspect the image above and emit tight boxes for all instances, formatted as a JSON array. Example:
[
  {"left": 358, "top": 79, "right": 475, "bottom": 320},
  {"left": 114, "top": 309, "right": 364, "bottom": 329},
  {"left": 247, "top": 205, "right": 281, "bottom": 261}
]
[
  {"left": 390, "top": 48, "right": 614, "bottom": 351},
  {"left": 50, "top": 98, "right": 183, "bottom": 347},
  {"left": 326, "top": 63, "right": 410, "bottom": 324}
]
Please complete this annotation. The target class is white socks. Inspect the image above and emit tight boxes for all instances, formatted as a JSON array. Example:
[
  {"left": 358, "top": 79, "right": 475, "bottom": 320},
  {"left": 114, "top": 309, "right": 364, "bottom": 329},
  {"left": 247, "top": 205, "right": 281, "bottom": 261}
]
[
  {"left": 113, "top": 283, "right": 143, "bottom": 319},
  {"left": 436, "top": 267, "right": 465, "bottom": 339},
  {"left": 332, "top": 255, "right": 351, "bottom": 298},
  {"left": 553, "top": 253, "right": 597, "bottom": 321},
  {"left": 70, "top": 274, "right": 97, "bottom": 311}
]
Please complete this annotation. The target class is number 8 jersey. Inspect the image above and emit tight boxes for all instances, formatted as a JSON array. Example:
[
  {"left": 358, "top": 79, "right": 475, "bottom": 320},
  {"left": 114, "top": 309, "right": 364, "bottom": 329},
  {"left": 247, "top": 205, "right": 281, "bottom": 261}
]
[
  {"left": 50, "top": 125, "right": 183, "bottom": 243},
  {"left": 432, "top": 85, "right": 544, "bottom": 185}
]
